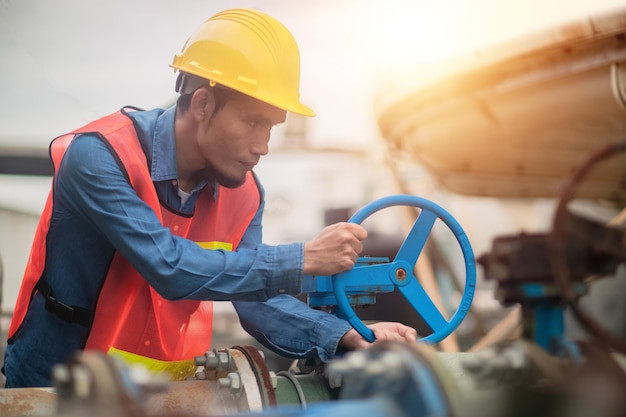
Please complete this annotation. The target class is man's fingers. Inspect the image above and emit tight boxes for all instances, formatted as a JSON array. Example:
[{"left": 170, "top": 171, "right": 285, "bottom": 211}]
[
  {"left": 303, "top": 222, "right": 369, "bottom": 275},
  {"left": 345, "top": 222, "right": 368, "bottom": 241},
  {"left": 370, "top": 322, "right": 418, "bottom": 343}
]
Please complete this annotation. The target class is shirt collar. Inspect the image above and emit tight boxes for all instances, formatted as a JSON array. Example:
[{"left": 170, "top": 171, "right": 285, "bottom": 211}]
[
  {"left": 133, "top": 105, "right": 218, "bottom": 198},
  {"left": 150, "top": 106, "right": 178, "bottom": 182}
]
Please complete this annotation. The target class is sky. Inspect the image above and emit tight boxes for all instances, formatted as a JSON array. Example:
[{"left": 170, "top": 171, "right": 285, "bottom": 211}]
[{"left": 1, "top": 0, "right": 625, "bottom": 150}]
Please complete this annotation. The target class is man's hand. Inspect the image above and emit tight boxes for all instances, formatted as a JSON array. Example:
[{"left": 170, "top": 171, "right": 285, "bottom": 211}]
[
  {"left": 339, "top": 322, "right": 418, "bottom": 350},
  {"left": 303, "top": 222, "right": 367, "bottom": 276}
]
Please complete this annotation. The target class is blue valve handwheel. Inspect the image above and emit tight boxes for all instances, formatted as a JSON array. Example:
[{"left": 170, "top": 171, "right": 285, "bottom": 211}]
[{"left": 332, "top": 195, "right": 476, "bottom": 344}]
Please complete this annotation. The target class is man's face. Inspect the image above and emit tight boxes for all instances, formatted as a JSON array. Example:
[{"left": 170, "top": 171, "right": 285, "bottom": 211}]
[{"left": 197, "top": 92, "right": 286, "bottom": 188}]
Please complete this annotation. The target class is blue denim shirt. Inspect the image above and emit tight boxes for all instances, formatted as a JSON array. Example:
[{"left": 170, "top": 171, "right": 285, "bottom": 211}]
[{"left": 3, "top": 106, "right": 352, "bottom": 388}]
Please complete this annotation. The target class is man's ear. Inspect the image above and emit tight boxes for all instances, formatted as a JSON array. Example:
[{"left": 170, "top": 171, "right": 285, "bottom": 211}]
[{"left": 190, "top": 87, "right": 216, "bottom": 121}]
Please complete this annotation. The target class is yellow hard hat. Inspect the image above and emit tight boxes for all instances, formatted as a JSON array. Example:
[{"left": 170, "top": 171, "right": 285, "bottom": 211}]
[{"left": 171, "top": 8, "right": 315, "bottom": 117}]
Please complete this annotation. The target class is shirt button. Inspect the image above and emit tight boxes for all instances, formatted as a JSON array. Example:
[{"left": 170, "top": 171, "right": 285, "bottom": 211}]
[
  {"left": 172, "top": 180, "right": 178, "bottom": 186},
  {"left": 144, "top": 340, "right": 151, "bottom": 347},
  {"left": 173, "top": 225, "right": 179, "bottom": 232}
]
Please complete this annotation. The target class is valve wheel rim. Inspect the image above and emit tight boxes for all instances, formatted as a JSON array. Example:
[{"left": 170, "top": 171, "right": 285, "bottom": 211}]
[{"left": 333, "top": 194, "right": 476, "bottom": 344}]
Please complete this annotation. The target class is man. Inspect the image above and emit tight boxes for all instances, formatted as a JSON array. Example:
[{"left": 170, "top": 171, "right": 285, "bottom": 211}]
[{"left": 2, "top": 8, "right": 416, "bottom": 388}]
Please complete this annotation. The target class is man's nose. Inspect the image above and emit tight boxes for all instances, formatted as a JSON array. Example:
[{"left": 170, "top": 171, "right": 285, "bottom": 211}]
[{"left": 250, "top": 135, "right": 270, "bottom": 156}]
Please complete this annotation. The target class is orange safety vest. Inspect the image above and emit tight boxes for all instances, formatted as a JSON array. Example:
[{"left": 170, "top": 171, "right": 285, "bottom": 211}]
[{"left": 8, "top": 110, "right": 260, "bottom": 375}]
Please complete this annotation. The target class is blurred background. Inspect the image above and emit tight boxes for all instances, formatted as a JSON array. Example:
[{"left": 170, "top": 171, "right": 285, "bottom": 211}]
[{"left": 1, "top": 0, "right": 626, "bottom": 366}]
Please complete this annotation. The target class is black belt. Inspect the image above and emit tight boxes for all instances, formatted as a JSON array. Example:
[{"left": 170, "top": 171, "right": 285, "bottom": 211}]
[{"left": 35, "top": 278, "right": 91, "bottom": 327}]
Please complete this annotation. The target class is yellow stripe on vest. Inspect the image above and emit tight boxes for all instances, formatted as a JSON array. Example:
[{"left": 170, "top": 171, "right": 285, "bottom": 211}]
[
  {"left": 107, "top": 347, "right": 198, "bottom": 381},
  {"left": 196, "top": 241, "right": 233, "bottom": 251}
]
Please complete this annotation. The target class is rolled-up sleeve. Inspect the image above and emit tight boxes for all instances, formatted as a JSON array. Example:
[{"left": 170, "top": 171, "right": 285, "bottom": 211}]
[{"left": 233, "top": 295, "right": 352, "bottom": 362}]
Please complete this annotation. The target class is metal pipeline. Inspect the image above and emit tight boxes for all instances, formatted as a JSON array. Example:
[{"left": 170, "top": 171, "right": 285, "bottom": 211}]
[{"left": 3, "top": 339, "right": 626, "bottom": 417}]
